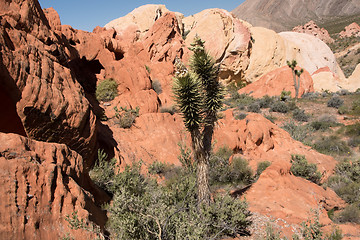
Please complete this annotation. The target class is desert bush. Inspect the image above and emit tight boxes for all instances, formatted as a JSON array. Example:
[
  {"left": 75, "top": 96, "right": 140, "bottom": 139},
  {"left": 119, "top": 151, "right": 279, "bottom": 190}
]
[
  {"left": 302, "top": 92, "right": 320, "bottom": 100},
  {"left": 89, "top": 149, "right": 117, "bottom": 193},
  {"left": 327, "top": 96, "right": 344, "bottom": 109},
  {"left": 98, "top": 160, "right": 252, "bottom": 239},
  {"left": 293, "top": 109, "right": 309, "bottom": 122},
  {"left": 160, "top": 105, "right": 177, "bottom": 115},
  {"left": 281, "top": 121, "right": 314, "bottom": 143},
  {"left": 327, "top": 159, "right": 360, "bottom": 205},
  {"left": 290, "top": 155, "right": 322, "bottom": 184},
  {"left": 313, "top": 136, "right": 350, "bottom": 156},
  {"left": 334, "top": 205, "right": 360, "bottom": 224},
  {"left": 256, "top": 161, "right": 271, "bottom": 176},
  {"left": 114, "top": 106, "right": 139, "bottom": 128},
  {"left": 287, "top": 100, "right": 299, "bottom": 111},
  {"left": 336, "top": 89, "right": 350, "bottom": 96},
  {"left": 310, "top": 114, "right": 340, "bottom": 131},
  {"left": 209, "top": 147, "right": 253, "bottom": 186},
  {"left": 235, "top": 112, "right": 248, "bottom": 120},
  {"left": 280, "top": 90, "right": 291, "bottom": 101},
  {"left": 351, "top": 98, "right": 360, "bottom": 115},
  {"left": 148, "top": 161, "right": 170, "bottom": 175},
  {"left": 96, "top": 78, "right": 118, "bottom": 102},
  {"left": 151, "top": 79, "right": 162, "bottom": 94},
  {"left": 258, "top": 95, "right": 274, "bottom": 108},
  {"left": 270, "top": 101, "right": 289, "bottom": 113},
  {"left": 264, "top": 114, "right": 276, "bottom": 123},
  {"left": 247, "top": 102, "right": 261, "bottom": 113}
]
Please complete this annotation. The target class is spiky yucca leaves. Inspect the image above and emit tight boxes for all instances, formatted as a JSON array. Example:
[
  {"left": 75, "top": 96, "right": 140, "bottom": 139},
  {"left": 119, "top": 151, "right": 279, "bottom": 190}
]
[
  {"left": 190, "top": 36, "right": 223, "bottom": 125},
  {"left": 173, "top": 73, "right": 203, "bottom": 131},
  {"left": 287, "top": 60, "right": 304, "bottom": 99},
  {"left": 173, "top": 36, "right": 224, "bottom": 205}
]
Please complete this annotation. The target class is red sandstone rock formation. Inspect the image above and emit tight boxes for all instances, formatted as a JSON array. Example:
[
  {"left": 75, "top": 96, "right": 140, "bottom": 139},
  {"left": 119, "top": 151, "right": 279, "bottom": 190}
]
[
  {"left": 238, "top": 66, "right": 314, "bottom": 98},
  {"left": 339, "top": 22, "right": 360, "bottom": 38},
  {"left": 293, "top": 20, "right": 334, "bottom": 43},
  {"left": 0, "top": 0, "right": 97, "bottom": 162},
  {"left": 0, "top": 133, "right": 107, "bottom": 239}
]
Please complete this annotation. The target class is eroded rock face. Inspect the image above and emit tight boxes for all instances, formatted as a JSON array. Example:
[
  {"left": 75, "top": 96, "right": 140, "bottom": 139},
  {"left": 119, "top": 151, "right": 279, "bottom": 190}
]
[
  {"left": 0, "top": 0, "right": 97, "bottom": 162},
  {"left": 339, "top": 22, "right": 360, "bottom": 38},
  {"left": 292, "top": 20, "right": 334, "bottom": 43},
  {"left": 239, "top": 66, "right": 314, "bottom": 98},
  {"left": 0, "top": 133, "right": 106, "bottom": 239},
  {"left": 183, "top": 9, "right": 252, "bottom": 84}
]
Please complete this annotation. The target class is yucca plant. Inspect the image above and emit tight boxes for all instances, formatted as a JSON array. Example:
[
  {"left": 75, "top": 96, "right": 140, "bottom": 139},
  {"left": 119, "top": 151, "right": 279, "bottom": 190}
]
[
  {"left": 173, "top": 36, "right": 224, "bottom": 204},
  {"left": 287, "top": 60, "right": 304, "bottom": 99}
]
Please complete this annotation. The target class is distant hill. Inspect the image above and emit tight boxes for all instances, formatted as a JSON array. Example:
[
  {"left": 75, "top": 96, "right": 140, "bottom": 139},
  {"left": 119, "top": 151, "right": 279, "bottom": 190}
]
[{"left": 232, "top": 0, "right": 360, "bottom": 33}]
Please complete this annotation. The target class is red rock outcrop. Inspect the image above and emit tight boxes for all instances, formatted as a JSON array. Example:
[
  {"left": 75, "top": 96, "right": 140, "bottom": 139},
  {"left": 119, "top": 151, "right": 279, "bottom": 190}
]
[
  {"left": 339, "top": 22, "right": 360, "bottom": 38},
  {"left": 293, "top": 20, "right": 334, "bottom": 43},
  {"left": 0, "top": 133, "right": 107, "bottom": 239},
  {"left": 0, "top": 0, "right": 97, "bottom": 162},
  {"left": 238, "top": 66, "right": 314, "bottom": 98}
]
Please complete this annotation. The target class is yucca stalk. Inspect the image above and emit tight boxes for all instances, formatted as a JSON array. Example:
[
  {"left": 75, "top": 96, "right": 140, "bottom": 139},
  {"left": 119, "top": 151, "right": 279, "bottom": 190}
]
[
  {"left": 287, "top": 60, "right": 304, "bottom": 99},
  {"left": 173, "top": 36, "right": 224, "bottom": 205}
]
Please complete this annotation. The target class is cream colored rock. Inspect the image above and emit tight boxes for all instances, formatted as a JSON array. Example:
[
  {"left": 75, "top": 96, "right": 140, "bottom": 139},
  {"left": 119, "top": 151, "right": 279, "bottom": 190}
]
[
  {"left": 345, "top": 63, "right": 360, "bottom": 91},
  {"left": 104, "top": 5, "right": 184, "bottom": 41},
  {"left": 183, "top": 9, "right": 251, "bottom": 84},
  {"left": 245, "top": 27, "right": 286, "bottom": 83},
  {"left": 279, "top": 32, "right": 340, "bottom": 75}
]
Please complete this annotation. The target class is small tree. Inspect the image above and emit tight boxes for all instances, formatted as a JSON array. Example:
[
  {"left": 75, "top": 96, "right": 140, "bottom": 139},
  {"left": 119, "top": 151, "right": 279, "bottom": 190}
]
[
  {"left": 287, "top": 60, "right": 304, "bottom": 99},
  {"left": 173, "top": 36, "right": 223, "bottom": 204}
]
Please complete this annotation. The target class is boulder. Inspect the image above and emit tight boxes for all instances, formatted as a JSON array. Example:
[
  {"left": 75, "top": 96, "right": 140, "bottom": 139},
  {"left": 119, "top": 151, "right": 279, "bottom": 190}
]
[
  {"left": 345, "top": 63, "right": 360, "bottom": 91},
  {"left": 183, "top": 9, "right": 251, "bottom": 84},
  {"left": 292, "top": 20, "right": 334, "bottom": 44},
  {"left": 311, "top": 67, "right": 344, "bottom": 92},
  {"left": 0, "top": 133, "right": 107, "bottom": 239},
  {"left": 0, "top": 0, "right": 97, "bottom": 162},
  {"left": 339, "top": 22, "right": 360, "bottom": 38},
  {"left": 239, "top": 66, "right": 314, "bottom": 98}
]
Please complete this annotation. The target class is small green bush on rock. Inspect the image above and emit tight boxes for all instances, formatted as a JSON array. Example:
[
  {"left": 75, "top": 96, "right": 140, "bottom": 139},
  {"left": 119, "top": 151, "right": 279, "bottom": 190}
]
[
  {"left": 96, "top": 78, "right": 118, "bottom": 102},
  {"left": 290, "top": 154, "right": 322, "bottom": 184}
]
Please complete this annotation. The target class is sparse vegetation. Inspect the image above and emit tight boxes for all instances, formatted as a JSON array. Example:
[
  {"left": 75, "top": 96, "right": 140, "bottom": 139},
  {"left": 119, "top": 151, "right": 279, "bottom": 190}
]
[
  {"left": 114, "top": 106, "right": 140, "bottom": 128},
  {"left": 281, "top": 121, "right": 314, "bottom": 144},
  {"left": 327, "top": 96, "right": 344, "bottom": 109},
  {"left": 293, "top": 109, "right": 309, "bottom": 122},
  {"left": 270, "top": 101, "right": 289, "bottom": 113},
  {"left": 96, "top": 78, "right": 118, "bottom": 102},
  {"left": 151, "top": 79, "right": 162, "bottom": 94},
  {"left": 313, "top": 135, "right": 351, "bottom": 156},
  {"left": 290, "top": 155, "right": 322, "bottom": 185},
  {"left": 256, "top": 161, "right": 271, "bottom": 176},
  {"left": 247, "top": 102, "right": 261, "bottom": 113}
]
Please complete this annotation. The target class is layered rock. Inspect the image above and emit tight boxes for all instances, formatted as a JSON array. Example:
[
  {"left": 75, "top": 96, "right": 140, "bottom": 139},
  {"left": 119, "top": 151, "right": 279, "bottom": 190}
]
[
  {"left": 339, "top": 22, "right": 360, "bottom": 38},
  {"left": 239, "top": 66, "right": 314, "bottom": 98},
  {"left": 0, "top": 133, "right": 106, "bottom": 239},
  {"left": 183, "top": 9, "right": 252, "bottom": 84},
  {"left": 0, "top": 0, "right": 97, "bottom": 162},
  {"left": 293, "top": 20, "right": 334, "bottom": 43}
]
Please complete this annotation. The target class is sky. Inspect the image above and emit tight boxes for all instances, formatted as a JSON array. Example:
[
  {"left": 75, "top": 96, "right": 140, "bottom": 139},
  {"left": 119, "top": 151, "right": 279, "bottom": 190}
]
[{"left": 38, "top": 0, "right": 245, "bottom": 32}]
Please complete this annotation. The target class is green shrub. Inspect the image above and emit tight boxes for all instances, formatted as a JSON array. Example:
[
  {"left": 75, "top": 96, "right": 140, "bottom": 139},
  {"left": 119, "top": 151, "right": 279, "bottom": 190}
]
[
  {"left": 287, "top": 100, "right": 299, "bottom": 111},
  {"left": 270, "top": 101, "right": 289, "bottom": 113},
  {"left": 327, "top": 159, "right": 360, "bottom": 204},
  {"left": 337, "top": 105, "right": 348, "bottom": 115},
  {"left": 293, "top": 109, "right": 309, "bottom": 122},
  {"left": 351, "top": 98, "right": 360, "bottom": 115},
  {"left": 225, "top": 93, "right": 255, "bottom": 109},
  {"left": 151, "top": 79, "right": 162, "bottom": 94},
  {"left": 313, "top": 136, "right": 351, "bottom": 156},
  {"left": 302, "top": 92, "right": 320, "bottom": 100},
  {"left": 327, "top": 96, "right": 344, "bottom": 109},
  {"left": 310, "top": 115, "right": 340, "bottom": 131},
  {"left": 148, "top": 161, "right": 169, "bottom": 175},
  {"left": 290, "top": 155, "right": 322, "bottom": 184},
  {"left": 264, "top": 114, "right": 276, "bottom": 123},
  {"left": 89, "top": 149, "right": 117, "bottom": 193},
  {"left": 334, "top": 205, "right": 360, "bottom": 224},
  {"left": 235, "top": 112, "right": 247, "bottom": 120},
  {"left": 281, "top": 121, "right": 314, "bottom": 143},
  {"left": 114, "top": 106, "right": 140, "bottom": 128},
  {"left": 209, "top": 147, "right": 253, "bottom": 186},
  {"left": 256, "top": 161, "right": 271, "bottom": 176},
  {"left": 280, "top": 90, "right": 291, "bottom": 101},
  {"left": 102, "top": 160, "right": 252, "bottom": 239},
  {"left": 96, "top": 78, "right": 118, "bottom": 102},
  {"left": 247, "top": 102, "right": 261, "bottom": 113},
  {"left": 258, "top": 95, "right": 274, "bottom": 108}
]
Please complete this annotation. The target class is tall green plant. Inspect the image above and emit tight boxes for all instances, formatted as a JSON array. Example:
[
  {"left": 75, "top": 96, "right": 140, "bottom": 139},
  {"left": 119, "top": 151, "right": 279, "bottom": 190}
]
[
  {"left": 173, "top": 36, "right": 223, "bottom": 204},
  {"left": 287, "top": 60, "right": 304, "bottom": 99}
]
